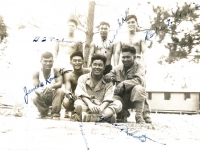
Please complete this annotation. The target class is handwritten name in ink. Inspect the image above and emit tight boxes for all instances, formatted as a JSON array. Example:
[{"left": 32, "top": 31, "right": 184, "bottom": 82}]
[
  {"left": 100, "top": 11, "right": 128, "bottom": 49},
  {"left": 96, "top": 116, "right": 166, "bottom": 145},
  {"left": 145, "top": 2, "right": 200, "bottom": 40},
  {"left": 23, "top": 68, "right": 68, "bottom": 104},
  {"left": 109, "top": 11, "right": 128, "bottom": 44},
  {"left": 32, "top": 36, "right": 86, "bottom": 44},
  {"left": 78, "top": 122, "right": 90, "bottom": 150}
]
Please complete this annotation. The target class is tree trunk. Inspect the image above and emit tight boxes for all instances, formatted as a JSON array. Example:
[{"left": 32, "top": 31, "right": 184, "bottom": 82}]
[{"left": 84, "top": 1, "right": 95, "bottom": 67}]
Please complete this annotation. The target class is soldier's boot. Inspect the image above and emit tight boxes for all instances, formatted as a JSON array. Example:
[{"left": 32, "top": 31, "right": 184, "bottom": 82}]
[
  {"left": 143, "top": 111, "right": 152, "bottom": 123},
  {"left": 134, "top": 101, "right": 145, "bottom": 124},
  {"left": 116, "top": 109, "right": 129, "bottom": 123},
  {"left": 143, "top": 100, "right": 152, "bottom": 123}
]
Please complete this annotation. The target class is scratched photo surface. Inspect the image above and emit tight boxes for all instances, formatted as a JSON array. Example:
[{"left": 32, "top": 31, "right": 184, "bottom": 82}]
[{"left": 0, "top": 0, "right": 200, "bottom": 150}]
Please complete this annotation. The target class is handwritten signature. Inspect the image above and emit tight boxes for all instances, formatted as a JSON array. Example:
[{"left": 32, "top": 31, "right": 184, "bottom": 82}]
[
  {"left": 33, "top": 36, "right": 86, "bottom": 44},
  {"left": 96, "top": 116, "right": 166, "bottom": 145},
  {"left": 145, "top": 3, "right": 200, "bottom": 40},
  {"left": 23, "top": 68, "right": 68, "bottom": 104},
  {"left": 108, "top": 11, "right": 128, "bottom": 45},
  {"left": 78, "top": 122, "right": 90, "bottom": 150}
]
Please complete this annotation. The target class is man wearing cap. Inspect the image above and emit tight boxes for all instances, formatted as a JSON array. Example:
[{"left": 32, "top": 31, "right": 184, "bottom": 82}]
[
  {"left": 110, "top": 46, "right": 151, "bottom": 124},
  {"left": 87, "top": 21, "right": 116, "bottom": 75},
  {"left": 114, "top": 15, "right": 147, "bottom": 70},
  {"left": 55, "top": 18, "right": 83, "bottom": 72}
]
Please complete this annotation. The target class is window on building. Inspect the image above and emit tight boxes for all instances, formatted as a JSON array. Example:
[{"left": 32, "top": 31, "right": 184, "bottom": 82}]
[
  {"left": 184, "top": 93, "right": 191, "bottom": 100},
  {"left": 164, "top": 92, "right": 171, "bottom": 100},
  {"left": 148, "top": 92, "right": 152, "bottom": 100}
]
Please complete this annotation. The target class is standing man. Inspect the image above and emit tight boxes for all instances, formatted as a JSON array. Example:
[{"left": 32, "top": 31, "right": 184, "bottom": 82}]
[
  {"left": 110, "top": 46, "right": 151, "bottom": 123},
  {"left": 31, "top": 51, "right": 65, "bottom": 120},
  {"left": 55, "top": 18, "right": 83, "bottom": 71},
  {"left": 73, "top": 54, "right": 122, "bottom": 123},
  {"left": 114, "top": 15, "right": 147, "bottom": 70},
  {"left": 87, "top": 22, "right": 116, "bottom": 75},
  {"left": 62, "top": 51, "right": 90, "bottom": 118}
]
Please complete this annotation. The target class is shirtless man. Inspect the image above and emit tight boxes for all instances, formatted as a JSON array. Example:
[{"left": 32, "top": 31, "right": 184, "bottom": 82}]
[
  {"left": 114, "top": 15, "right": 147, "bottom": 69},
  {"left": 87, "top": 21, "right": 115, "bottom": 75},
  {"left": 62, "top": 51, "right": 90, "bottom": 118},
  {"left": 55, "top": 18, "right": 83, "bottom": 71},
  {"left": 31, "top": 51, "right": 64, "bottom": 120}
]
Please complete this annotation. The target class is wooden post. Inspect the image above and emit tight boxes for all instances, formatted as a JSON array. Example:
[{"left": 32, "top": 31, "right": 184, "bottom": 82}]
[{"left": 84, "top": 1, "right": 95, "bottom": 67}]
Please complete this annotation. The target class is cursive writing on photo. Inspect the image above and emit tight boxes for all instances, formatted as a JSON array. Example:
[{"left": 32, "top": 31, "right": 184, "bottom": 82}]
[
  {"left": 33, "top": 36, "right": 86, "bottom": 44},
  {"left": 145, "top": 2, "right": 200, "bottom": 40},
  {"left": 23, "top": 68, "right": 68, "bottom": 104},
  {"left": 96, "top": 116, "right": 166, "bottom": 145}
]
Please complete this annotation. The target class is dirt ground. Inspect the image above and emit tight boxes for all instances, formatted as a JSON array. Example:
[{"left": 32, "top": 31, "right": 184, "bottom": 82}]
[{"left": 0, "top": 106, "right": 200, "bottom": 150}]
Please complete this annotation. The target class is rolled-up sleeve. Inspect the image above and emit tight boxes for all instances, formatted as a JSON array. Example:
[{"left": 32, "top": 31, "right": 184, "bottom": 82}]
[{"left": 75, "top": 76, "right": 90, "bottom": 99}]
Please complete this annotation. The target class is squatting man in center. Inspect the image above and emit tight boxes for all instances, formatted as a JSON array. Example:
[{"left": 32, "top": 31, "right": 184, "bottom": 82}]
[{"left": 73, "top": 54, "right": 122, "bottom": 123}]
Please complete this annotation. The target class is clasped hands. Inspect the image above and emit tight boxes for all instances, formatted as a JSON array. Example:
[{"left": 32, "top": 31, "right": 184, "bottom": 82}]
[{"left": 88, "top": 102, "right": 105, "bottom": 114}]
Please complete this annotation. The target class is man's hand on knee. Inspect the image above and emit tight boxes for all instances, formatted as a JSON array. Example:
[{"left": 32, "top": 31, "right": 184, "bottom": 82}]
[
  {"left": 114, "top": 82, "right": 124, "bottom": 95},
  {"left": 88, "top": 103, "right": 99, "bottom": 114}
]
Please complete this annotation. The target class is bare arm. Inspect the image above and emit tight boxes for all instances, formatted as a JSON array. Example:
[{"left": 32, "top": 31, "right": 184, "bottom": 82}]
[
  {"left": 141, "top": 35, "right": 147, "bottom": 70},
  {"left": 63, "top": 72, "right": 72, "bottom": 98},
  {"left": 87, "top": 42, "right": 95, "bottom": 68},
  {"left": 32, "top": 71, "right": 44, "bottom": 94},
  {"left": 114, "top": 41, "right": 121, "bottom": 66},
  {"left": 33, "top": 71, "right": 40, "bottom": 88}
]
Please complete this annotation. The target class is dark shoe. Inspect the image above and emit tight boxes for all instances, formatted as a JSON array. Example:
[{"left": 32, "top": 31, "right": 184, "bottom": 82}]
[
  {"left": 52, "top": 116, "right": 60, "bottom": 120},
  {"left": 116, "top": 115, "right": 127, "bottom": 123},
  {"left": 37, "top": 114, "right": 50, "bottom": 119},
  {"left": 144, "top": 117, "right": 152, "bottom": 123},
  {"left": 135, "top": 116, "right": 145, "bottom": 124},
  {"left": 51, "top": 114, "right": 60, "bottom": 120},
  {"left": 70, "top": 105, "right": 82, "bottom": 121},
  {"left": 143, "top": 111, "right": 152, "bottom": 123}
]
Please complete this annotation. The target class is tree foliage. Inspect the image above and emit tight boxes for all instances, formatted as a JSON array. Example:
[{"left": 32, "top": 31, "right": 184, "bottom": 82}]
[
  {"left": 148, "top": 3, "right": 200, "bottom": 63},
  {"left": 0, "top": 15, "right": 7, "bottom": 43},
  {"left": 0, "top": 15, "right": 8, "bottom": 60}
]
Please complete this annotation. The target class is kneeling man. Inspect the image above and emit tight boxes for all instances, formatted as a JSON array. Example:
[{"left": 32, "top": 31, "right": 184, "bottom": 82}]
[
  {"left": 110, "top": 46, "right": 152, "bottom": 123},
  {"left": 73, "top": 54, "right": 122, "bottom": 123},
  {"left": 31, "top": 51, "right": 65, "bottom": 120}
]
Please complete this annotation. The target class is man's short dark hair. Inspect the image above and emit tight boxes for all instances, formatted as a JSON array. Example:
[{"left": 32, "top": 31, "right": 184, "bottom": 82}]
[
  {"left": 41, "top": 51, "right": 53, "bottom": 60},
  {"left": 122, "top": 46, "right": 136, "bottom": 55},
  {"left": 126, "top": 15, "right": 138, "bottom": 22},
  {"left": 98, "top": 21, "right": 110, "bottom": 28},
  {"left": 70, "top": 51, "right": 83, "bottom": 60},
  {"left": 68, "top": 19, "right": 78, "bottom": 26},
  {"left": 91, "top": 54, "right": 107, "bottom": 65}
]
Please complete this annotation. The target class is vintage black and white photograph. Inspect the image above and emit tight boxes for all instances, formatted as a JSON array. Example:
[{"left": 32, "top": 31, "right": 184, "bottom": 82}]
[{"left": 0, "top": 0, "right": 200, "bottom": 149}]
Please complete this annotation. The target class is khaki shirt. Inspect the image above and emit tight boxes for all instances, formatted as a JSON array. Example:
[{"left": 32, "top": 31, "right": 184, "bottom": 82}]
[
  {"left": 110, "top": 61, "right": 145, "bottom": 92},
  {"left": 75, "top": 73, "right": 114, "bottom": 103}
]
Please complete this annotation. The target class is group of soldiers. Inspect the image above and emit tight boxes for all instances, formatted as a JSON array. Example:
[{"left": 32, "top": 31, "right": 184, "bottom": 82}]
[{"left": 31, "top": 14, "right": 152, "bottom": 123}]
